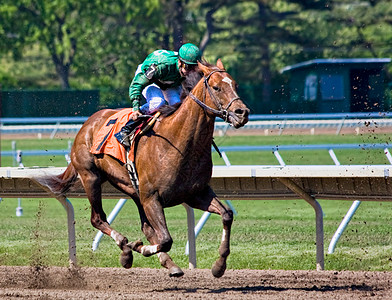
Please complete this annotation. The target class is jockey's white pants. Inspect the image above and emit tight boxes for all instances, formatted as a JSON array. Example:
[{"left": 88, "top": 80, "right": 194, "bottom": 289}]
[{"left": 134, "top": 65, "right": 181, "bottom": 114}]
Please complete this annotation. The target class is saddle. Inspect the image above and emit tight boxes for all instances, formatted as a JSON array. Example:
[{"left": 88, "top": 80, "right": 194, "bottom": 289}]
[
  {"left": 115, "top": 115, "right": 152, "bottom": 150},
  {"left": 126, "top": 112, "right": 161, "bottom": 162},
  {"left": 90, "top": 109, "right": 160, "bottom": 164},
  {"left": 90, "top": 109, "right": 160, "bottom": 195}
]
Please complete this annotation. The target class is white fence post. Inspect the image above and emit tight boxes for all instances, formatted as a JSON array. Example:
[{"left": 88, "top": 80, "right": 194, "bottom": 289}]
[
  {"left": 328, "top": 200, "right": 362, "bottom": 254},
  {"left": 274, "top": 150, "right": 286, "bottom": 166}
]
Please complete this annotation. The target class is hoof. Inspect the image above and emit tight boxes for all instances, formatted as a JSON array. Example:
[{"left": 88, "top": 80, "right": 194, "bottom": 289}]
[
  {"left": 120, "top": 246, "right": 133, "bottom": 269},
  {"left": 211, "top": 260, "right": 226, "bottom": 278},
  {"left": 169, "top": 266, "right": 184, "bottom": 278}
]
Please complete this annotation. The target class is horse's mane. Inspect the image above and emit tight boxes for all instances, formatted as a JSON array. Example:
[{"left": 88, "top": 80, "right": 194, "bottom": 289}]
[
  {"left": 158, "top": 102, "right": 182, "bottom": 116},
  {"left": 158, "top": 60, "right": 216, "bottom": 117}
]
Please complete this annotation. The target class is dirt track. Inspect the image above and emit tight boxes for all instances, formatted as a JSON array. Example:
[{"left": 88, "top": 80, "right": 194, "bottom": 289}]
[{"left": 0, "top": 266, "right": 391, "bottom": 299}]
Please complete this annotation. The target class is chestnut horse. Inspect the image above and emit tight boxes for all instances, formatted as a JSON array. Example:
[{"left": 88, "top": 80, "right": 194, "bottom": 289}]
[{"left": 37, "top": 60, "right": 249, "bottom": 277}]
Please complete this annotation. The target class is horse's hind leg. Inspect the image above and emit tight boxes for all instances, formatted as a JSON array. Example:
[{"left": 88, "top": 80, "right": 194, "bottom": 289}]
[
  {"left": 79, "top": 171, "right": 133, "bottom": 268},
  {"left": 130, "top": 202, "right": 184, "bottom": 277},
  {"left": 187, "top": 187, "right": 233, "bottom": 278}
]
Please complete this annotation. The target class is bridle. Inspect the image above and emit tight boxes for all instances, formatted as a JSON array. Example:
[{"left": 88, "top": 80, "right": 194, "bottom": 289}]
[{"left": 189, "top": 70, "right": 241, "bottom": 122}]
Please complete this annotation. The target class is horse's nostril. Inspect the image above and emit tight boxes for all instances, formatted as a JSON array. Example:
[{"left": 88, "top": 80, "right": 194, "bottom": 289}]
[{"left": 235, "top": 108, "right": 249, "bottom": 117}]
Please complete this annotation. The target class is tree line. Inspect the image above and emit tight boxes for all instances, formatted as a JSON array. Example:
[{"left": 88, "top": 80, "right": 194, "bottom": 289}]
[{"left": 1, "top": 0, "right": 392, "bottom": 113}]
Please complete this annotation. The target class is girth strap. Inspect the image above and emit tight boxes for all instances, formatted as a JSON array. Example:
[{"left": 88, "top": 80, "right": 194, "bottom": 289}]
[{"left": 125, "top": 111, "right": 161, "bottom": 196}]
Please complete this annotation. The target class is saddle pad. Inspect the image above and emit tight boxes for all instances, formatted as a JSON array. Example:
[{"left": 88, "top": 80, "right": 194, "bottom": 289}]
[{"left": 90, "top": 108, "right": 135, "bottom": 164}]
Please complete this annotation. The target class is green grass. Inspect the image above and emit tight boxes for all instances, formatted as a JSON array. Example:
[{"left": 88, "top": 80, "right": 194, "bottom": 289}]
[
  {"left": 1, "top": 134, "right": 392, "bottom": 271},
  {"left": 0, "top": 197, "right": 391, "bottom": 271}
]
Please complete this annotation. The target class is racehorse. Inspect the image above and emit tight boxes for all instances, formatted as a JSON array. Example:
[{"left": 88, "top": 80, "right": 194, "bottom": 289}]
[{"left": 36, "top": 59, "right": 249, "bottom": 278}]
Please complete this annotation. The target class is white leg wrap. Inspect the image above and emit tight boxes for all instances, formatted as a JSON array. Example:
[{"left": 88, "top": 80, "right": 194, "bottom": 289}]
[
  {"left": 222, "top": 229, "right": 229, "bottom": 242},
  {"left": 110, "top": 230, "right": 122, "bottom": 246},
  {"left": 141, "top": 244, "right": 159, "bottom": 256}
]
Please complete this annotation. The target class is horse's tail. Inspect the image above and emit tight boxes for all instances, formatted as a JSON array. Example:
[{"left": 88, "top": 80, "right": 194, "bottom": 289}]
[{"left": 34, "top": 163, "right": 79, "bottom": 198}]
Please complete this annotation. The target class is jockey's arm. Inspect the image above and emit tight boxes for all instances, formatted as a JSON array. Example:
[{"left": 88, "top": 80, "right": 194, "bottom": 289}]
[{"left": 129, "top": 72, "right": 151, "bottom": 111}]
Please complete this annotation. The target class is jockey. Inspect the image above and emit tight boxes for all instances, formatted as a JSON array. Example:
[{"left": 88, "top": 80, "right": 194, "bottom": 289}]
[{"left": 115, "top": 43, "right": 201, "bottom": 146}]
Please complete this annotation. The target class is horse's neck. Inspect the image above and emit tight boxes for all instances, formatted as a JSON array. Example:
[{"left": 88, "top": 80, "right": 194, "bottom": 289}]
[{"left": 161, "top": 85, "right": 215, "bottom": 154}]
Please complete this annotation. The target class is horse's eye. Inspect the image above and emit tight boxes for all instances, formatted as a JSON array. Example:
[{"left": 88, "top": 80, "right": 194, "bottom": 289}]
[{"left": 213, "top": 86, "right": 221, "bottom": 92}]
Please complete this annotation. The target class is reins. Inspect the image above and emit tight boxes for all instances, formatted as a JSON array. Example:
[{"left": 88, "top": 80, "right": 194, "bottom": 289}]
[{"left": 189, "top": 69, "right": 241, "bottom": 122}]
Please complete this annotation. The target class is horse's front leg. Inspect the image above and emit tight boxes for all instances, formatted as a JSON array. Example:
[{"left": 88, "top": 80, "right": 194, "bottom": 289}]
[
  {"left": 129, "top": 195, "right": 173, "bottom": 255},
  {"left": 128, "top": 228, "right": 184, "bottom": 277},
  {"left": 187, "top": 186, "right": 233, "bottom": 278},
  {"left": 128, "top": 201, "right": 184, "bottom": 277}
]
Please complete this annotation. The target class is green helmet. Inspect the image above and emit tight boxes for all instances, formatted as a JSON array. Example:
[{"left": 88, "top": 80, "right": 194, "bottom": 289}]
[{"left": 178, "top": 43, "right": 201, "bottom": 65}]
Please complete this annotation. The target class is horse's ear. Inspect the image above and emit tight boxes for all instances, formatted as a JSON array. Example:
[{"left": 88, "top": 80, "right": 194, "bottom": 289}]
[
  {"left": 217, "top": 59, "right": 225, "bottom": 70},
  {"left": 198, "top": 61, "right": 210, "bottom": 75}
]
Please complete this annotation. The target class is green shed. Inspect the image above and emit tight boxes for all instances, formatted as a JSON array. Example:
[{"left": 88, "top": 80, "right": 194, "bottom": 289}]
[{"left": 281, "top": 58, "right": 391, "bottom": 113}]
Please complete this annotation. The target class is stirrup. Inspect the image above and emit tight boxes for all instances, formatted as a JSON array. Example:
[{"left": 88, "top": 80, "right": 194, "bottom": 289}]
[{"left": 115, "top": 130, "right": 131, "bottom": 147}]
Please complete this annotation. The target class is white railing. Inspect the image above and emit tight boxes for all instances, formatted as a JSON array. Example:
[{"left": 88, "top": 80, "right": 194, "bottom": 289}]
[{"left": 2, "top": 112, "right": 392, "bottom": 136}]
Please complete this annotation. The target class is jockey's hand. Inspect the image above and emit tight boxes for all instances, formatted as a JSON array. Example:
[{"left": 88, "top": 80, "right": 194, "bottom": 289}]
[{"left": 131, "top": 110, "right": 143, "bottom": 121}]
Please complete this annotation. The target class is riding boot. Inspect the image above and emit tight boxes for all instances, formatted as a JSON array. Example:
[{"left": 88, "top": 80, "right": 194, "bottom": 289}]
[{"left": 115, "top": 119, "right": 136, "bottom": 147}]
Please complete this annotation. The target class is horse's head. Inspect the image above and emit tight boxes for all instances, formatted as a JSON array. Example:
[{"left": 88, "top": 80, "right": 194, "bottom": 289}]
[{"left": 193, "top": 59, "right": 250, "bottom": 128}]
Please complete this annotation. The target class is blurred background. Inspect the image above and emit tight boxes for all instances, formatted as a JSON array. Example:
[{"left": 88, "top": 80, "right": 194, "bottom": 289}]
[{"left": 1, "top": 0, "right": 392, "bottom": 116}]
